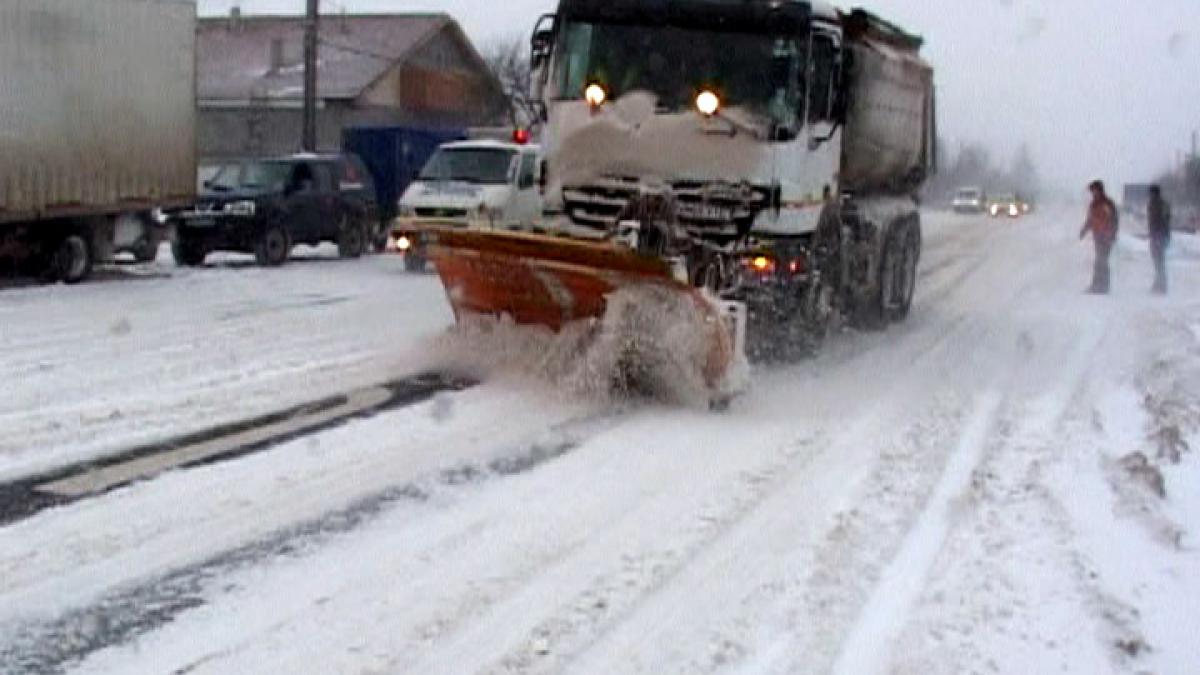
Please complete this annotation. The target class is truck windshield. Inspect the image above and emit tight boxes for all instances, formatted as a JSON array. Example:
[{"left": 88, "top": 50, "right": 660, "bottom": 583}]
[
  {"left": 556, "top": 21, "right": 802, "bottom": 121},
  {"left": 418, "top": 148, "right": 516, "bottom": 185},
  {"left": 207, "top": 162, "right": 290, "bottom": 192}
]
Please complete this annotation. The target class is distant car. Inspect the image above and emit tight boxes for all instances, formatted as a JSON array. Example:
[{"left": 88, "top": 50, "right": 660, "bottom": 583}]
[
  {"left": 952, "top": 187, "right": 986, "bottom": 214},
  {"left": 392, "top": 138, "right": 543, "bottom": 271},
  {"left": 987, "top": 193, "right": 1027, "bottom": 219},
  {"left": 171, "top": 155, "right": 378, "bottom": 267}
]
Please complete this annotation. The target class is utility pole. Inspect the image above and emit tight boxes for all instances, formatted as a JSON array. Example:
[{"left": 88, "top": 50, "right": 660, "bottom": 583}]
[{"left": 302, "top": 0, "right": 319, "bottom": 152}]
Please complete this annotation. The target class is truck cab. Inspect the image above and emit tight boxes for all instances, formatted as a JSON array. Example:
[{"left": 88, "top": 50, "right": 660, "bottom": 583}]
[{"left": 393, "top": 139, "right": 543, "bottom": 270}]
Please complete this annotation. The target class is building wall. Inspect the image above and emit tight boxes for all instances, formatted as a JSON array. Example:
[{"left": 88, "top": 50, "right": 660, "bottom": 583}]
[{"left": 198, "top": 103, "right": 402, "bottom": 161}]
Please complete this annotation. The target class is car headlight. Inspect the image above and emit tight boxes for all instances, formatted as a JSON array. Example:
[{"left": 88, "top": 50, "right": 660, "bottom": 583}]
[
  {"left": 224, "top": 200, "right": 256, "bottom": 217},
  {"left": 1008, "top": 204, "right": 1019, "bottom": 217},
  {"left": 990, "top": 204, "right": 999, "bottom": 216},
  {"left": 395, "top": 234, "right": 412, "bottom": 251}
]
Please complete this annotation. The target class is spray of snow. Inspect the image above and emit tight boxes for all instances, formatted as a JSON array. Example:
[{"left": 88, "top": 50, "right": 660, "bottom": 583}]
[{"left": 425, "top": 285, "right": 735, "bottom": 408}]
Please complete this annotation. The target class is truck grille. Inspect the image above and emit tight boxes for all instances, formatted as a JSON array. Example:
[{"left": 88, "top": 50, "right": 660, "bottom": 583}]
[{"left": 563, "top": 177, "right": 768, "bottom": 240}]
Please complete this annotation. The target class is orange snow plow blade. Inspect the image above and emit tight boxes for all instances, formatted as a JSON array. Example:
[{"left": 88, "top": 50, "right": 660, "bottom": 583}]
[{"left": 420, "top": 226, "right": 742, "bottom": 390}]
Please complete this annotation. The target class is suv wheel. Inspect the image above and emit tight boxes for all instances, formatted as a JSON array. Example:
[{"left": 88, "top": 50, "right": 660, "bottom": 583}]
[
  {"left": 337, "top": 216, "right": 366, "bottom": 259},
  {"left": 172, "top": 233, "right": 207, "bottom": 267},
  {"left": 403, "top": 251, "right": 426, "bottom": 272},
  {"left": 255, "top": 224, "right": 291, "bottom": 266}
]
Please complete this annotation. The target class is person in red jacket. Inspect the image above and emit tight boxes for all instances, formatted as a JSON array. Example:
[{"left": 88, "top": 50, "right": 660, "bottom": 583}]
[{"left": 1079, "top": 180, "right": 1119, "bottom": 294}]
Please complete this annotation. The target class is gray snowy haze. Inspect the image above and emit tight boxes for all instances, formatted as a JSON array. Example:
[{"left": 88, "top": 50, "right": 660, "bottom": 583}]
[{"left": 199, "top": 0, "right": 1199, "bottom": 198}]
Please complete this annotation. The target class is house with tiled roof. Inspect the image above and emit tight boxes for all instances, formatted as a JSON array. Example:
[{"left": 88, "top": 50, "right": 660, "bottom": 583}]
[{"left": 197, "top": 10, "right": 507, "bottom": 160}]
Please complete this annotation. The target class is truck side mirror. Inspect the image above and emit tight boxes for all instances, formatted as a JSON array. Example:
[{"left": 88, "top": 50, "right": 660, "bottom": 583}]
[{"left": 529, "top": 14, "right": 555, "bottom": 71}]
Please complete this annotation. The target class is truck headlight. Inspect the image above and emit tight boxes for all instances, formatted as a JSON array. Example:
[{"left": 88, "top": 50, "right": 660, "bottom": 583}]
[
  {"left": 224, "top": 200, "right": 256, "bottom": 217},
  {"left": 696, "top": 90, "right": 721, "bottom": 117},
  {"left": 395, "top": 235, "right": 412, "bottom": 251},
  {"left": 1008, "top": 204, "right": 1019, "bottom": 217},
  {"left": 585, "top": 83, "right": 607, "bottom": 109},
  {"left": 989, "top": 204, "right": 999, "bottom": 216}
]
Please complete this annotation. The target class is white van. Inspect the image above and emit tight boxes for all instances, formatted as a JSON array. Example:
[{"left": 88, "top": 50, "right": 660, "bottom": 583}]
[{"left": 393, "top": 139, "right": 542, "bottom": 270}]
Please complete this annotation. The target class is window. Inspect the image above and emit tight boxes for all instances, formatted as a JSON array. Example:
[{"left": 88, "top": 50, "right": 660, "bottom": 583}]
[
  {"left": 312, "top": 164, "right": 336, "bottom": 193},
  {"left": 808, "top": 33, "right": 838, "bottom": 124},
  {"left": 518, "top": 154, "right": 537, "bottom": 189},
  {"left": 418, "top": 147, "right": 517, "bottom": 185},
  {"left": 555, "top": 20, "right": 801, "bottom": 119}
]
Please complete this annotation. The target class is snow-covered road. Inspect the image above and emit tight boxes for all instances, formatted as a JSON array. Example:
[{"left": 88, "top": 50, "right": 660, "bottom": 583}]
[{"left": 1, "top": 214, "right": 1197, "bottom": 674}]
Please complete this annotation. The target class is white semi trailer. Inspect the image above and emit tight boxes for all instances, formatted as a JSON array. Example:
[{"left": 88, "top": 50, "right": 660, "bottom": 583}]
[{"left": 0, "top": 0, "right": 196, "bottom": 282}]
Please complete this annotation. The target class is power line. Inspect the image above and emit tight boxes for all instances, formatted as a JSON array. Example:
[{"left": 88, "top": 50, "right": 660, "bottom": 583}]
[{"left": 316, "top": 37, "right": 396, "bottom": 62}]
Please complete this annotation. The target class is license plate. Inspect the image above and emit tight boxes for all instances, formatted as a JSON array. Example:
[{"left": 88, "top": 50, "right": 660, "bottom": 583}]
[{"left": 677, "top": 203, "right": 732, "bottom": 221}]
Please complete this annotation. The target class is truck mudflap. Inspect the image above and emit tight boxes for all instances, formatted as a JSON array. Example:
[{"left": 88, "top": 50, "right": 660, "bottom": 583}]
[{"left": 421, "top": 225, "right": 746, "bottom": 399}]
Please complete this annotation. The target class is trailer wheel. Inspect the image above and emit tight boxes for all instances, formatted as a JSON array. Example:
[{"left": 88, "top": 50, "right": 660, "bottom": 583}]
[
  {"left": 337, "top": 215, "right": 366, "bottom": 259},
  {"left": 255, "top": 225, "right": 291, "bottom": 266},
  {"left": 49, "top": 233, "right": 93, "bottom": 284},
  {"left": 133, "top": 242, "right": 158, "bottom": 263}
]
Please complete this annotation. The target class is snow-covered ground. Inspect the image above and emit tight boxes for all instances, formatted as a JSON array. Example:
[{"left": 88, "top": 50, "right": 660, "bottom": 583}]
[
  {"left": 1, "top": 213, "right": 1197, "bottom": 674},
  {"left": 0, "top": 246, "right": 453, "bottom": 482}
]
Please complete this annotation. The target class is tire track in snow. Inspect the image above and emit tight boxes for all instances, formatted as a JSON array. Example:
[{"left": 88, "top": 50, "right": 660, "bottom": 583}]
[
  {"left": 830, "top": 390, "right": 1002, "bottom": 675},
  {"left": 0, "top": 412, "right": 613, "bottom": 674},
  {"left": 0, "top": 372, "right": 476, "bottom": 526}
]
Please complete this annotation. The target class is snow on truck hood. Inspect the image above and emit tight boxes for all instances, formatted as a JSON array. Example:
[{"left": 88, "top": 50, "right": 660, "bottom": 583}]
[
  {"left": 400, "top": 181, "right": 512, "bottom": 210},
  {"left": 545, "top": 91, "right": 773, "bottom": 196}
]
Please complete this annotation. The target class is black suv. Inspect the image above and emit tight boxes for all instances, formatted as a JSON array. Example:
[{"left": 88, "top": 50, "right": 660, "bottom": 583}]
[{"left": 172, "top": 155, "right": 378, "bottom": 266}]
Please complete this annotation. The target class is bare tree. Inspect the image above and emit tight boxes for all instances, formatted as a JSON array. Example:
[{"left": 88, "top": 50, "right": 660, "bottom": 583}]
[{"left": 481, "top": 34, "right": 540, "bottom": 129}]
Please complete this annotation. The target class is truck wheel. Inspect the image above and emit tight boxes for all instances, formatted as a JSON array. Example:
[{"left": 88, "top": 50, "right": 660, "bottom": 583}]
[
  {"left": 255, "top": 225, "right": 291, "bottom": 266},
  {"left": 854, "top": 226, "right": 903, "bottom": 331},
  {"left": 49, "top": 233, "right": 93, "bottom": 284},
  {"left": 172, "top": 235, "right": 207, "bottom": 267},
  {"left": 337, "top": 216, "right": 366, "bottom": 259},
  {"left": 889, "top": 222, "right": 920, "bottom": 322}
]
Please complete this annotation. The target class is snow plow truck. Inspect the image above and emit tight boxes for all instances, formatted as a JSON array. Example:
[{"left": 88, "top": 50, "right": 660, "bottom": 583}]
[{"left": 418, "top": 0, "right": 936, "bottom": 400}]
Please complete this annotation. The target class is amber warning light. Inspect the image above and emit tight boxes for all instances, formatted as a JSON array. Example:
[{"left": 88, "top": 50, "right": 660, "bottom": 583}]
[{"left": 585, "top": 83, "right": 607, "bottom": 108}]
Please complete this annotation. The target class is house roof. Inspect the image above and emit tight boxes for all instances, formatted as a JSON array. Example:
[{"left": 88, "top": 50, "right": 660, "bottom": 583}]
[{"left": 197, "top": 13, "right": 470, "bottom": 102}]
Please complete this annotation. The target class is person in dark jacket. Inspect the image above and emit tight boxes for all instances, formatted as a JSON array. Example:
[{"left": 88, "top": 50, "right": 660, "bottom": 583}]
[
  {"left": 1147, "top": 185, "right": 1172, "bottom": 294},
  {"left": 1079, "top": 180, "right": 1119, "bottom": 294}
]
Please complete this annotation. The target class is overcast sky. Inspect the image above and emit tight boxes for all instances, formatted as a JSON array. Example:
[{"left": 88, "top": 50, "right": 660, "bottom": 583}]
[{"left": 199, "top": 0, "right": 1199, "bottom": 196}]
